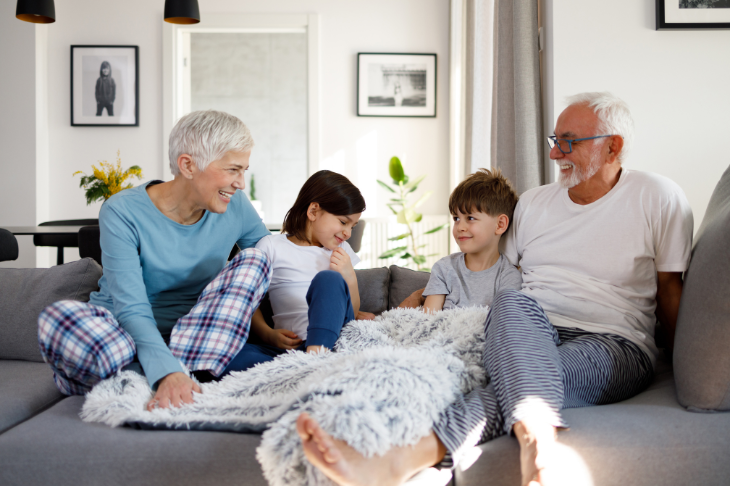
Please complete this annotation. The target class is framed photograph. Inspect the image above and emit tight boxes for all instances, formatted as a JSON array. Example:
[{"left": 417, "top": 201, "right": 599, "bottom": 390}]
[
  {"left": 71, "top": 45, "right": 139, "bottom": 126},
  {"left": 656, "top": 0, "right": 730, "bottom": 30},
  {"left": 357, "top": 53, "right": 437, "bottom": 117}
]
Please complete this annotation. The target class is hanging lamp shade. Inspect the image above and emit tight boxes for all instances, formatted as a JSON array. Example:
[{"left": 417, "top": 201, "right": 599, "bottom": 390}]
[
  {"left": 16, "top": 0, "right": 55, "bottom": 24},
  {"left": 164, "top": 0, "right": 200, "bottom": 24}
]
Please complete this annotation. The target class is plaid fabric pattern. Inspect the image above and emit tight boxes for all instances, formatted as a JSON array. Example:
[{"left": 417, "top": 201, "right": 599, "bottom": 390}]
[
  {"left": 169, "top": 248, "right": 272, "bottom": 376},
  {"left": 38, "top": 301, "right": 136, "bottom": 395}
]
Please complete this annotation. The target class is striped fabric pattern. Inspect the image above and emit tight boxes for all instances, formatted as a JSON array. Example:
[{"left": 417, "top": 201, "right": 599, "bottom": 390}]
[
  {"left": 434, "top": 290, "right": 653, "bottom": 468},
  {"left": 168, "top": 248, "right": 272, "bottom": 376},
  {"left": 38, "top": 248, "right": 271, "bottom": 395}
]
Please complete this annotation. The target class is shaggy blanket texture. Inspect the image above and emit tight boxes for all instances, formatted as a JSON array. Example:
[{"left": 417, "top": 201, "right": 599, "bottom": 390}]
[{"left": 81, "top": 307, "right": 489, "bottom": 486}]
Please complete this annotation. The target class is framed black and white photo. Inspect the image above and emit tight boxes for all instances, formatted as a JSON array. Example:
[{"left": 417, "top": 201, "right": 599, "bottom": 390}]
[
  {"left": 71, "top": 45, "right": 139, "bottom": 126},
  {"left": 357, "top": 53, "right": 437, "bottom": 117},
  {"left": 657, "top": 0, "right": 730, "bottom": 29}
]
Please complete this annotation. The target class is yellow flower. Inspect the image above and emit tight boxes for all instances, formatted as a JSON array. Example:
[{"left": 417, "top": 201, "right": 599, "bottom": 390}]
[{"left": 73, "top": 150, "right": 143, "bottom": 205}]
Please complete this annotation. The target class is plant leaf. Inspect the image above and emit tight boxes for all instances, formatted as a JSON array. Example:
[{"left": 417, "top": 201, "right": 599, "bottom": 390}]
[
  {"left": 401, "top": 252, "right": 412, "bottom": 259},
  {"left": 412, "top": 191, "right": 432, "bottom": 209},
  {"left": 423, "top": 223, "right": 449, "bottom": 234},
  {"left": 377, "top": 179, "right": 396, "bottom": 193},
  {"left": 413, "top": 255, "right": 427, "bottom": 265},
  {"left": 388, "top": 233, "right": 411, "bottom": 241},
  {"left": 378, "top": 246, "right": 408, "bottom": 259},
  {"left": 398, "top": 208, "right": 417, "bottom": 224},
  {"left": 386, "top": 205, "right": 398, "bottom": 215},
  {"left": 389, "top": 156, "right": 405, "bottom": 183},
  {"left": 404, "top": 174, "right": 426, "bottom": 192},
  {"left": 414, "top": 213, "right": 423, "bottom": 223}
]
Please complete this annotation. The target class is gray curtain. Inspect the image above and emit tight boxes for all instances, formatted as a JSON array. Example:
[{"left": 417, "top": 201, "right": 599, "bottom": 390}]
[{"left": 464, "top": 0, "right": 544, "bottom": 194}]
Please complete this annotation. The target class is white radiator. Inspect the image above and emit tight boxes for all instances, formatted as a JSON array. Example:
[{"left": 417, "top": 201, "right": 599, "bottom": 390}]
[{"left": 356, "top": 215, "right": 452, "bottom": 271}]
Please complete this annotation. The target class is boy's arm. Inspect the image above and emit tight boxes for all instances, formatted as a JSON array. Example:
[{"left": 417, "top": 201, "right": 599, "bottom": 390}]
[{"left": 423, "top": 294, "right": 446, "bottom": 314}]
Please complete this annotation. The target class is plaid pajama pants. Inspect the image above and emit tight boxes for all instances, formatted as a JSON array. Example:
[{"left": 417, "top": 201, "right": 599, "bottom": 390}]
[{"left": 38, "top": 248, "right": 272, "bottom": 395}]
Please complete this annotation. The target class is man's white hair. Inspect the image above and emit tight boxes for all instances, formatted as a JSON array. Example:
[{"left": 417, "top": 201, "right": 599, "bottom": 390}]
[
  {"left": 168, "top": 110, "right": 254, "bottom": 176},
  {"left": 565, "top": 92, "right": 634, "bottom": 163}
]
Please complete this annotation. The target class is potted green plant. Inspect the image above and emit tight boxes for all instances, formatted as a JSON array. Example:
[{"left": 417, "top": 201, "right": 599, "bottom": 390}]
[
  {"left": 73, "top": 150, "right": 143, "bottom": 205},
  {"left": 377, "top": 156, "right": 448, "bottom": 271}
]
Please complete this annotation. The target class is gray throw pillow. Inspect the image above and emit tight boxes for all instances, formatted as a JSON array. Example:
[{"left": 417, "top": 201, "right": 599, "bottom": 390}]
[
  {"left": 0, "top": 258, "right": 103, "bottom": 363},
  {"left": 388, "top": 265, "right": 431, "bottom": 310},
  {"left": 674, "top": 164, "right": 730, "bottom": 411},
  {"left": 355, "top": 267, "right": 390, "bottom": 315}
]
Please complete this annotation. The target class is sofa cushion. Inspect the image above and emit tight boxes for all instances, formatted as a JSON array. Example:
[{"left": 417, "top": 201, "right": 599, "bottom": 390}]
[
  {"left": 388, "top": 265, "right": 432, "bottom": 310},
  {"left": 355, "top": 267, "right": 390, "bottom": 314},
  {"left": 0, "top": 396, "right": 268, "bottom": 486},
  {"left": 0, "top": 361, "right": 64, "bottom": 434},
  {"left": 0, "top": 258, "right": 103, "bottom": 363},
  {"left": 455, "top": 368, "right": 730, "bottom": 486},
  {"left": 674, "top": 164, "right": 730, "bottom": 411}
]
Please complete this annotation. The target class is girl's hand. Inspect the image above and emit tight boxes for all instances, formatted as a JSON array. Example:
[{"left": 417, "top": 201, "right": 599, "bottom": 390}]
[
  {"left": 330, "top": 247, "right": 355, "bottom": 281},
  {"left": 266, "top": 328, "right": 302, "bottom": 350},
  {"left": 146, "top": 372, "right": 201, "bottom": 411}
]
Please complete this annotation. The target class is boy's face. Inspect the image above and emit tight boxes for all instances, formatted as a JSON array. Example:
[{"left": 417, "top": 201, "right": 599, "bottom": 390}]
[
  {"left": 102, "top": 67, "right": 110, "bottom": 76},
  {"left": 452, "top": 208, "right": 504, "bottom": 255}
]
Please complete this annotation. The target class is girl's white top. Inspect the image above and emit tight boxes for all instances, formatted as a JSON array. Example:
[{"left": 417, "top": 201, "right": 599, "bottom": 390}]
[{"left": 255, "top": 233, "right": 360, "bottom": 340}]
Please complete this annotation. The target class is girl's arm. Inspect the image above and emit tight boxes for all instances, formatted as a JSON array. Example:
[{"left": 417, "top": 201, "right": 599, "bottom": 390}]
[
  {"left": 423, "top": 294, "right": 446, "bottom": 314},
  {"left": 250, "top": 307, "right": 302, "bottom": 349},
  {"left": 330, "top": 248, "right": 360, "bottom": 315}
]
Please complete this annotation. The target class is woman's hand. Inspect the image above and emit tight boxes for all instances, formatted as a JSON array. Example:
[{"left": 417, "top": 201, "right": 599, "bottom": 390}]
[
  {"left": 146, "top": 372, "right": 201, "bottom": 411},
  {"left": 265, "top": 328, "right": 303, "bottom": 350},
  {"left": 330, "top": 248, "right": 355, "bottom": 282}
]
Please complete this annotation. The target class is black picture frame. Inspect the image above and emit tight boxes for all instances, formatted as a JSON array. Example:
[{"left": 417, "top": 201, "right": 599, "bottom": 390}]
[
  {"left": 71, "top": 45, "right": 139, "bottom": 126},
  {"left": 656, "top": 0, "right": 730, "bottom": 30},
  {"left": 357, "top": 53, "right": 437, "bottom": 118}
]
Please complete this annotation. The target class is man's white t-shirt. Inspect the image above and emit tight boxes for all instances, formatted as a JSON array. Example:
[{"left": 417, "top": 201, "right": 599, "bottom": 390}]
[
  {"left": 502, "top": 169, "right": 693, "bottom": 366},
  {"left": 255, "top": 234, "right": 360, "bottom": 340}
]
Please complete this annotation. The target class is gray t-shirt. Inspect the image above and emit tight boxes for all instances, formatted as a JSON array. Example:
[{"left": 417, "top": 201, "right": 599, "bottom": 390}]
[{"left": 423, "top": 253, "right": 522, "bottom": 309}]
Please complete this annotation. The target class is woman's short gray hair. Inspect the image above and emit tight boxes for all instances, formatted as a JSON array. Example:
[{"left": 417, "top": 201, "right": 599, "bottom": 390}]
[
  {"left": 565, "top": 92, "right": 634, "bottom": 162},
  {"left": 168, "top": 110, "right": 254, "bottom": 176}
]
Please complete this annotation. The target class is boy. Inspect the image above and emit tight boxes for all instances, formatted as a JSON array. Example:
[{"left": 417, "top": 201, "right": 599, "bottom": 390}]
[{"left": 423, "top": 168, "right": 521, "bottom": 313}]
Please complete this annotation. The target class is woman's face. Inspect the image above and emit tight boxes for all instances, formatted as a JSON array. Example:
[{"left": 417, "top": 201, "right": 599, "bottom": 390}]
[
  {"left": 192, "top": 150, "right": 250, "bottom": 214},
  {"left": 308, "top": 206, "right": 362, "bottom": 250}
]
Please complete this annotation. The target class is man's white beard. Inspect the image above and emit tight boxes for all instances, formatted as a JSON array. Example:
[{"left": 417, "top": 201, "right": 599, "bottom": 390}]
[{"left": 557, "top": 146, "right": 603, "bottom": 189}]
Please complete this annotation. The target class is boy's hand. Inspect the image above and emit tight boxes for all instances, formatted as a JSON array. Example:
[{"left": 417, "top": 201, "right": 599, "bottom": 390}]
[
  {"left": 330, "top": 247, "right": 355, "bottom": 281},
  {"left": 266, "top": 328, "right": 302, "bottom": 350},
  {"left": 147, "top": 372, "right": 201, "bottom": 411},
  {"left": 356, "top": 310, "right": 376, "bottom": 320}
]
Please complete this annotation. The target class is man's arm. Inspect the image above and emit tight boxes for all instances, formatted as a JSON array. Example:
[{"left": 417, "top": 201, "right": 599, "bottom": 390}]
[
  {"left": 398, "top": 288, "right": 426, "bottom": 309},
  {"left": 656, "top": 271, "right": 683, "bottom": 353}
]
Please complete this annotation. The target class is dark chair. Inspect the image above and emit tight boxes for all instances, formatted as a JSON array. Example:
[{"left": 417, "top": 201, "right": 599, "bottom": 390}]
[
  {"left": 0, "top": 228, "right": 19, "bottom": 262},
  {"left": 78, "top": 225, "right": 102, "bottom": 267},
  {"left": 34, "top": 219, "right": 99, "bottom": 265}
]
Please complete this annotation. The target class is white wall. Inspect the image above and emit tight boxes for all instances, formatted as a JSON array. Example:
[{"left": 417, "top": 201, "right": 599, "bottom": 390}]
[
  {"left": 547, "top": 0, "right": 730, "bottom": 232},
  {"left": 0, "top": 5, "right": 37, "bottom": 268},
  {"left": 33, "top": 0, "right": 449, "bottom": 265}
]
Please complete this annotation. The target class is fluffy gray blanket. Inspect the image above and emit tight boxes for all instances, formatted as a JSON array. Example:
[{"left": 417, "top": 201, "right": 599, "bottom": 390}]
[{"left": 80, "top": 307, "right": 489, "bottom": 486}]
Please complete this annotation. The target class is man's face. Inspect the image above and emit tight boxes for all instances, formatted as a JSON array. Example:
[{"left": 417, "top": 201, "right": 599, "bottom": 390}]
[{"left": 551, "top": 104, "right": 607, "bottom": 189}]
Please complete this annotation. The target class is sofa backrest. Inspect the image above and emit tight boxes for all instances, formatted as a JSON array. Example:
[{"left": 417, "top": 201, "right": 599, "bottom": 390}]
[
  {"left": 0, "top": 258, "right": 103, "bottom": 363},
  {"left": 388, "top": 265, "right": 431, "bottom": 310},
  {"left": 674, "top": 164, "right": 730, "bottom": 411}
]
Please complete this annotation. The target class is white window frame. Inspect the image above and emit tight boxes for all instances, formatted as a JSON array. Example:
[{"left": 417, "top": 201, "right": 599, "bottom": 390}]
[{"left": 162, "top": 13, "right": 320, "bottom": 181}]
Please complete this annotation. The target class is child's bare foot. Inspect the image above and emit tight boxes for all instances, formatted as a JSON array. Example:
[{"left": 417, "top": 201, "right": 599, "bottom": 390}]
[
  {"left": 296, "top": 412, "right": 449, "bottom": 486},
  {"left": 514, "top": 420, "right": 559, "bottom": 486}
]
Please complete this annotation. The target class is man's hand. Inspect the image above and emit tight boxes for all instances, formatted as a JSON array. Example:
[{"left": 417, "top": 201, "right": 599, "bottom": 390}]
[
  {"left": 330, "top": 248, "right": 355, "bottom": 282},
  {"left": 265, "top": 328, "right": 303, "bottom": 350},
  {"left": 146, "top": 372, "right": 201, "bottom": 411},
  {"left": 398, "top": 288, "right": 426, "bottom": 309},
  {"left": 356, "top": 310, "right": 376, "bottom": 320}
]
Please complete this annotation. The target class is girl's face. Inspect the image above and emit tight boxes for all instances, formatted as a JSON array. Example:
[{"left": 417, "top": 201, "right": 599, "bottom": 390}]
[{"left": 307, "top": 203, "right": 362, "bottom": 250}]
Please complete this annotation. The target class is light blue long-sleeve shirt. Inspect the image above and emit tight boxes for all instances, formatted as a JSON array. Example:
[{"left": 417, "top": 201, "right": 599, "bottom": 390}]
[{"left": 88, "top": 181, "right": 269, "bottom": 388}]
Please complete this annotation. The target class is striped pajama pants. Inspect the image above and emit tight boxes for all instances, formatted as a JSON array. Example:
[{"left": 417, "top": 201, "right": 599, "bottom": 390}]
[{"left": 433, "top": 290, "right": 653, "bottom": 467}]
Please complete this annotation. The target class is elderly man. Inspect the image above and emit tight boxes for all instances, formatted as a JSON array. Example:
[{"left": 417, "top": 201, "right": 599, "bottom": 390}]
[{"left": 295, "top": 92, "right": 693, "bottom": 486}]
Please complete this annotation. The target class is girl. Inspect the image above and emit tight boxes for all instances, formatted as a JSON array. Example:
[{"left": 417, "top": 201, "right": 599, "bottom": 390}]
[{"left": 223, "top": 170, "right": 366, "bottom": 372}]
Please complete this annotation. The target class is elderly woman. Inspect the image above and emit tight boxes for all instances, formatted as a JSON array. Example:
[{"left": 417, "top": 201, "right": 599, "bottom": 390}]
[{"left": 38, "top": 110, "right": 270, "bottom": 410}]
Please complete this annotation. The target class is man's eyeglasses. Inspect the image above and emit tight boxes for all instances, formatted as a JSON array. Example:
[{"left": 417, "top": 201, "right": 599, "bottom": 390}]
[{"left": 546, "top": 135, "right": 614, "bottom": 154}]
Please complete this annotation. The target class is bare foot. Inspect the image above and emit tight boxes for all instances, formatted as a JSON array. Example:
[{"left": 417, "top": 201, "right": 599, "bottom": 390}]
[
  {"left": 297, "top": 413, "right": 419, "bottom": 486},
  {"left": 514, "top": 420, "right": 558, "bottom": 486}
]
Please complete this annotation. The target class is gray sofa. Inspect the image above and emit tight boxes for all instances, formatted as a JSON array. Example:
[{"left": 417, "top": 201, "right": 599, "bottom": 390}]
[{"left": 1, "top": 166, "right": 729, "bottom": 486}]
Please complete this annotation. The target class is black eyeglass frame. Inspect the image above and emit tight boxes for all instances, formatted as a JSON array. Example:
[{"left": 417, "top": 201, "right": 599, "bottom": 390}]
[{"left": 546, "top": 135, "right": 616, "bottom": 154}]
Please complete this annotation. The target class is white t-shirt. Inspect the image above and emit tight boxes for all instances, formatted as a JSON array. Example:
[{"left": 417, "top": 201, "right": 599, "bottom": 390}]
[
  {"left": 502, "top": 169, "right": 693, "bottom": 366},
  {"left": 255, "top": 234, "right": 360, "bottom": 340}
]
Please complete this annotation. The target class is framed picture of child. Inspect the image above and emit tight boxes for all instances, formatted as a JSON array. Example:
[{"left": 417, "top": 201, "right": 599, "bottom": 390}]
[
  {"left": 71, "top": 45, "right": 139, "bottom": 126},
  {"left": 656, "top": 0, "right": 730, "bottom": 29},
  {"left": 357, "top": 53, "right": 437, "bottom": 117}
]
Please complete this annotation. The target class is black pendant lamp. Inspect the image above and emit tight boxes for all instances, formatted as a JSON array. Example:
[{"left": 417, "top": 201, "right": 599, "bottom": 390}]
[
  {"left": 164, "top": 0, "right": 200, "bottom": 24},
  {"left": 16, "top": 0, "right": 56, "bottom": 24}
]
